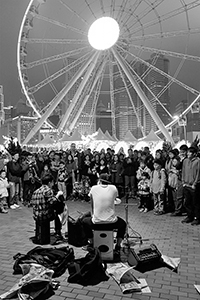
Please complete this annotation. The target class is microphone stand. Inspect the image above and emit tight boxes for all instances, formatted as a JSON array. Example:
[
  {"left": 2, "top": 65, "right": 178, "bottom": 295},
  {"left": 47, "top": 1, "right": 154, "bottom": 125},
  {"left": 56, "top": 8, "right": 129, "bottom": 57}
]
[{"left": 122, "top": 192, "right": 143, "bottom": 249}]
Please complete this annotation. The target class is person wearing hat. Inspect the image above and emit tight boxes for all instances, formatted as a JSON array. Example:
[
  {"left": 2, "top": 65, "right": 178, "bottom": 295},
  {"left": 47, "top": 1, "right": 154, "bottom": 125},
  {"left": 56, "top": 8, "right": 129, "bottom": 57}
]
[
  {"left": 181, "top": 146, "right": 200, "bottom": 225},
  {"left": 81, "top": 173, "right": 126, "bottom": 253}
]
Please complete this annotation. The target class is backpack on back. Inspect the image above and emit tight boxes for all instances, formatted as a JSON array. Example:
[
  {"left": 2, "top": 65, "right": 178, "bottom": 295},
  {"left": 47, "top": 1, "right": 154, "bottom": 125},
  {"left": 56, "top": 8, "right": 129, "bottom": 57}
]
[{"left": 67, "top": 247, "right": 109, "bottom": 286}]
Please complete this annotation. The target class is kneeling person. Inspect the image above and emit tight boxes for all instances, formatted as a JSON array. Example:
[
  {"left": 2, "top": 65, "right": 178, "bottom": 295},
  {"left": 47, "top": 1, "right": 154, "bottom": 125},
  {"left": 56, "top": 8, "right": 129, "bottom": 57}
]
[
  {"left": 82, "top": 173, "right": 126, "bottom": 252},
  {"left": 31, "top": 174, "right": 63, "bottom": 240}
]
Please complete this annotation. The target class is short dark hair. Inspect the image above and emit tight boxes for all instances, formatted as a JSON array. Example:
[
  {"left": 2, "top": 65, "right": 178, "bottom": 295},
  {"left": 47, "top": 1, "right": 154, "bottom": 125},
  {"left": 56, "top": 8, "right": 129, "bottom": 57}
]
[
  {"left": 41, "top": 174, "right": 54, "bottom": 185},
  {"left": 153, "top": 158, "right": 162, "bottom": 166},
  {"left": 99, "top": 173, "right": 110, "bottom": 183},
  {"left": 0, "top": 169, "right": 6, "bottom": 175},
  {"left": 179, "top": 144, "right": 188, "bottom": 152},
  {"left": 188, "top": 146, "right": 198, "bottom": 154}
]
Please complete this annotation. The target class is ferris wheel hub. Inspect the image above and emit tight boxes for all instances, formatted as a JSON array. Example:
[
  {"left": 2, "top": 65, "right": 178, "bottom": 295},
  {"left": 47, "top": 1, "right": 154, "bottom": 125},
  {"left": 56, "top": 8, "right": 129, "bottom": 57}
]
[{"left": 88, "top": 17, "right": 120, "bottom": 50}]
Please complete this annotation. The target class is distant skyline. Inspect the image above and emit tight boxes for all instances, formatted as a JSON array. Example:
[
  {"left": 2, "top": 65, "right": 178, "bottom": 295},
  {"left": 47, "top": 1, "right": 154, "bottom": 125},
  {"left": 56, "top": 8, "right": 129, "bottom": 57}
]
[{"left": 1, "top": 0, "right": 200, "bottom": 116}]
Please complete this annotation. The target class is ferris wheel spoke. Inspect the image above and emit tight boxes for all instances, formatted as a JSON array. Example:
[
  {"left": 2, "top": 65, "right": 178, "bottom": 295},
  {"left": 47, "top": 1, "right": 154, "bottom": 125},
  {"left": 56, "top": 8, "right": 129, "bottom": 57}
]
[
  {"left": 121, "top": 0, "right": 164, "bottom": 37},
  {"left": 118, "top": 45, "right": 199, "bottom": 95},
  {"left": 125, "top": 28, "right": 200, "bottom": 43},
  {"left": 23, "top": 51, "right": 99, "bottom": 145},
  {"left": 112, "top": 47, "right": 174, "bottom": 143},
  {"left": 24, "top": 38, "right": 88, "bottom": 44},
  {"left": 59, "top": 51, "right": 100, "bottom": 134},
  {"left": 114, "top": 56, "right": 145, "bottom": 136},
  {"left": 124, "top": 1, "right": 200, "bottom": 38},
  {"left": 109, "top": 0, "right": 116, "bottom": 18},
  {"left": 99, "top": 0, "right": 106, "bottom": 16},
  {"left": 117, "top": 0, "right": 141, "bottom": 27},
  {"left": 41, "top": 43, "right": 58, "bottom": 96},
  {"left": 27, "top": 51, "right": 92, "bottom": 94},
  {"left": 84, "top": 0, "right": 97, "bottom": 20},
  {"left": 115, "top": 0, "right": 129, "bottom": 22},
  {"left": 25, "top": 46, "right": 90, "bottom": 69},
  {"left": 119, "top": 50, "right": 173, "bottom": 120},
  {"left": 34, "top": 14, "right": 87, "bottom": 36},
  {"left": 126, "top": 43, "right": 200, "bottom": 63},
  {"left": 59, "top": 0, "right": 89, "bottom": 26},
  {"left": 108, "top": 54, "right": 117, "bottom": 137},
  {"left": 89, "top": 63, "right": 107, "bottom": 131},
  {"left": 69, "top": 57, "right": 108, "bottom": 132}
]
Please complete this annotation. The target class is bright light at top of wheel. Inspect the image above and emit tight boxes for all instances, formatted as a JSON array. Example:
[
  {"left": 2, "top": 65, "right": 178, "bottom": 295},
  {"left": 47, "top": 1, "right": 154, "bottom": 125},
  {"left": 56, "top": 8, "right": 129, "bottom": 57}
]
[{"left": 88, "top": 17, "right": 120, "bottom": 50}]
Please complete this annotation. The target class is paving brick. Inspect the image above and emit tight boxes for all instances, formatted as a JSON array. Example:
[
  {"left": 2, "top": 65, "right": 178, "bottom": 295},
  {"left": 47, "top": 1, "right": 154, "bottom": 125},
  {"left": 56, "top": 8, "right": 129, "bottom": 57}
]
[
  {"left": 76, "top": 295, "right": 94, "bottom": 300},
  {"left": 60, "top": 291, "right": 77, "bottom": 298},
  {"left": 1, "top": 202, "right": 200, "bottom": 300},
  {"left": 87, "top": 291, "right": 106, "bottom": 298}
]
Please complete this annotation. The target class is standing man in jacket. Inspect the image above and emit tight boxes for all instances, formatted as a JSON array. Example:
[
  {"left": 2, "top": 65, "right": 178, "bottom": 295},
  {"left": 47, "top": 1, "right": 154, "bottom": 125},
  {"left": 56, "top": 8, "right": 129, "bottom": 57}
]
[{"left": 181, "top": 147, "right": 200, "bottom": 225}]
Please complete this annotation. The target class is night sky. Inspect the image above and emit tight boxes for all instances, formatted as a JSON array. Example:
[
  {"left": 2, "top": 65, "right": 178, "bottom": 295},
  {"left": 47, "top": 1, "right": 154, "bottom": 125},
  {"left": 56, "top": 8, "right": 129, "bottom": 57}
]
[{"left": 1, "top": 0, "right": 200, "bottom": 113}]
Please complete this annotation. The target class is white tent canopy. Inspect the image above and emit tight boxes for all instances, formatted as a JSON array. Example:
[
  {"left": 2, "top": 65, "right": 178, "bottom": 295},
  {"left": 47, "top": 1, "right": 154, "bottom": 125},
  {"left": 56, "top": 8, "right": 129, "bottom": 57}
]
[
  {"left": 123, "top": 130, "right": 137, "bottom": 143},
  {"left": 141, "top": 129, "right": 161, "bottom": 142}
]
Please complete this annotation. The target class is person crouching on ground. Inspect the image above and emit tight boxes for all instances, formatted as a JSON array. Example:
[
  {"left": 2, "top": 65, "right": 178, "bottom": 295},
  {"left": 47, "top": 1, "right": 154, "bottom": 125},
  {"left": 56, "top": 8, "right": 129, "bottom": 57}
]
[
  {"left": 150, "top": 159, "right": 167, "bottom": 215},
  {"left": 82, "top": 173, "right": 126, "bottom": 253},
  {"left": 31, "top": 174, "right": 64, "bottom": 240}
]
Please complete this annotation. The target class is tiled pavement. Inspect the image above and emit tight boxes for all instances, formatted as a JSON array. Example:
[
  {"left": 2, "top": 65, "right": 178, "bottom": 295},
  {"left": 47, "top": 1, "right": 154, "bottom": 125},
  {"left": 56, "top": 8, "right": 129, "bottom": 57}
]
[{"left": 0, "top": 198, "right": 200, "bottom": 300}]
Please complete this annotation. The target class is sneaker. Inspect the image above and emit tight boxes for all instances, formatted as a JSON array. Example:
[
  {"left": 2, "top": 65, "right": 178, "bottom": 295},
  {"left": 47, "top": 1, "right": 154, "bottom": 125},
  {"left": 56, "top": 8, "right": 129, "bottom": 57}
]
[
  {"left": 82, "top": 244, "right": 93, "bottom": 251},
  {"left": 1, "top": 209, "right": 8, "bottom": 213},
  {"left": 13, "top": 204, "right": 20, "bottom": 208},
  {"left": 191, "top": 219, "right": 200, "bottom": 226},
  {"left": 10, "top": 205, "right": 17, "bottom": 209},
  {"left": 170, "top": 212, "right": 182, "bottom": 217},
  {"left": 154, "top": 211, "right": 164, "bottom": 215},
  {"left": 139, "top": 208, "right": 144, "bottom": 212},
  {"left": 181, "top": 217, "right": 193, "bottom": 224},
  {"left": 143, "top": 208, "right": 148, "bottom": 213}
]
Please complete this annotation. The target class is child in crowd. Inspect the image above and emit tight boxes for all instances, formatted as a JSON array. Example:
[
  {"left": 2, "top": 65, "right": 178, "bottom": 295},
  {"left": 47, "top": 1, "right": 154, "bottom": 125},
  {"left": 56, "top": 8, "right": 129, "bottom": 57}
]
[
  {"left": 0, "top": 169, "right": 10, "bottom": 213},
  {"left": 137, "top": 172, "right": 151, "bottom": 212},
  {"left": 151, "top": 159, "right": 167, "bottom": 215},
  {"left": 57, "top": 161, "right": 68, "bottom": 201},
  {"left": 167, "top": 156, "right": 181, "bottom": 213},
  {"left": 136, "top": 159, "right": 151, "bottom": 182}
]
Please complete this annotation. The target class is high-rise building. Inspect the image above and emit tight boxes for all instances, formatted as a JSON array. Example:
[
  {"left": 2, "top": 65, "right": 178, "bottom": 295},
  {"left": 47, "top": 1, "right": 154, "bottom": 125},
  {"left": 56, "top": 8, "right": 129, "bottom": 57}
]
[{"left": 114, "top": 54, "right": 170, "bottom": 139}]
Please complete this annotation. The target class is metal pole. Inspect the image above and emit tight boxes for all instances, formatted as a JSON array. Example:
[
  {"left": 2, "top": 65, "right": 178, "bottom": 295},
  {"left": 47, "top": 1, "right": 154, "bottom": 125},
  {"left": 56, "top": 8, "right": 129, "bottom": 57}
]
[
  {"left": 22, "top": 51, "right": 98, "bottom": 145},
  {"left": 112, "top": 48, "right": 174, "bottom": 145}
]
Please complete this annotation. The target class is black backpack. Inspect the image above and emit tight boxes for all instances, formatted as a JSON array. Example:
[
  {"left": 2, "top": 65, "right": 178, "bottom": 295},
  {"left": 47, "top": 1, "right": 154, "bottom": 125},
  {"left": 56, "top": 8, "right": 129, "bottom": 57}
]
[
  {"left": 13, "top": 246, "right": 74, "bottom": 278},
  {"left": 67, "top": 247, "right": 109, "bottom": 286},
  {"left": 68, "top": 215, "right": 88, "bottom": 247}
]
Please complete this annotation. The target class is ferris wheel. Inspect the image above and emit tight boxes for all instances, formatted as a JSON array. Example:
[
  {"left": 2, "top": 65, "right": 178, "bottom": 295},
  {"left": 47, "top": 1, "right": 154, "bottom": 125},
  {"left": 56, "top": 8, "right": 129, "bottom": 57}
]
[{"left": 17, "top": 0, "right": 200, "bottom": 145}]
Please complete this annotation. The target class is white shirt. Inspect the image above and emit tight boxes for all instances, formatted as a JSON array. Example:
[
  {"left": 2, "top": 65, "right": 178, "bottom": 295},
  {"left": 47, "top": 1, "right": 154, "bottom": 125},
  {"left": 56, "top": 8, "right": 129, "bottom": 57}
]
[{"left": 89, "top": 183, "right": 118, "bottom": 223}]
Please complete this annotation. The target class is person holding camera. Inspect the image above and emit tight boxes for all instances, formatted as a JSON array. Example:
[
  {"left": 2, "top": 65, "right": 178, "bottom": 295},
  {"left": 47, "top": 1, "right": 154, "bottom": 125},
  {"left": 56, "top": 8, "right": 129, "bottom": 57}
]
[{"left": 21, "top": 152, "right": 40, "bottom": 206}]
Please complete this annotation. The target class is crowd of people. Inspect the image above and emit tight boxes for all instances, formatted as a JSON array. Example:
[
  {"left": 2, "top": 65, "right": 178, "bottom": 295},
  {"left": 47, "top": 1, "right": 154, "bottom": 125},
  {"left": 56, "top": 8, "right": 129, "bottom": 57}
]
[{"left": 0, "top": 140, "right": 200, "bottom": 226}]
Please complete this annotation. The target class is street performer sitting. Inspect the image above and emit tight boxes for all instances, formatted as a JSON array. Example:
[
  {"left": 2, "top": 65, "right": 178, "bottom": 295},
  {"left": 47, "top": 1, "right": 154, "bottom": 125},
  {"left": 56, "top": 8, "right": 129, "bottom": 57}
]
[{"left": 82, "top": 173, "right": 126, "bottom": 253}]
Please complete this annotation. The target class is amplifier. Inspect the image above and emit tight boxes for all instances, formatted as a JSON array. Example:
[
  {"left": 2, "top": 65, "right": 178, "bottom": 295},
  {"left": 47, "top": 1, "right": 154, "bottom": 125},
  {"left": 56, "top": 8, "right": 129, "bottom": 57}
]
[{"left": 128, "top": 244, "right": 162, "bottom": 268}]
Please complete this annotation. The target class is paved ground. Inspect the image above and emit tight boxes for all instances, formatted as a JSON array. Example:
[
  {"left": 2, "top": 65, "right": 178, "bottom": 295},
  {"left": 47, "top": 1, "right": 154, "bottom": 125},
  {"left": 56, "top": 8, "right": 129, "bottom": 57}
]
[{"left": 0, "top": 197, "right": 200, "bottom": 300}]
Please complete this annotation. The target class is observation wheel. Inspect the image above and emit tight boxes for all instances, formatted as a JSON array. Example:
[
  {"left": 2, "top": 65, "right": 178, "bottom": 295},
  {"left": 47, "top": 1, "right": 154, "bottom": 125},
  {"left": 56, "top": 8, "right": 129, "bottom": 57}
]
[{"left": 17, "top": 0, "right": 200, "bottom": 145}]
